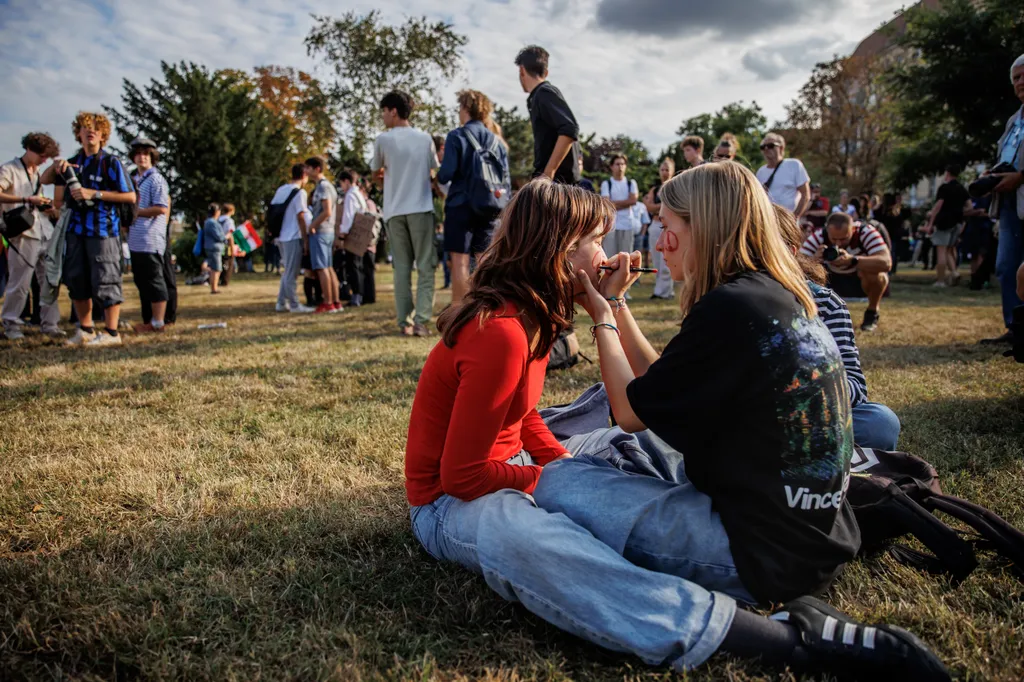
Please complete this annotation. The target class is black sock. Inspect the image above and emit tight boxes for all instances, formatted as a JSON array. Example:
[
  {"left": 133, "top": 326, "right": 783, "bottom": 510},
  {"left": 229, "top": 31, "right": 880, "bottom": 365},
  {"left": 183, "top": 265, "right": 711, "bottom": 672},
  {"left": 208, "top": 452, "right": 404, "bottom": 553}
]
[
  {"left": 717, "top": 607, "right": 803, "bottom": 665},
  {"left": 105, "top": 328, "right": 118, "bottom": 337},
  {"left": 80, "top": 325, "right": 95, "bottom": 334}
]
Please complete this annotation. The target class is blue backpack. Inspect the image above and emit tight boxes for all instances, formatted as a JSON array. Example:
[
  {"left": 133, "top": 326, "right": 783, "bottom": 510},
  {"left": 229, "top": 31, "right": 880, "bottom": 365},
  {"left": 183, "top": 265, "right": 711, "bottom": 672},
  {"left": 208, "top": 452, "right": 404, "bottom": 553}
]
[{"left": 460, "top": 126, "right": 510, "bottom": 218}]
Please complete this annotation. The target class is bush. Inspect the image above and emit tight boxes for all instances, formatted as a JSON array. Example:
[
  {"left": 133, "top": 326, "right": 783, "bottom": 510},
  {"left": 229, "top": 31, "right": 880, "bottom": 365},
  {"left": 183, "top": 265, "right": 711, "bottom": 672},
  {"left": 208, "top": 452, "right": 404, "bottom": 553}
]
[{"left": 172, "top": 232, "right": 203, "bottom": 276}]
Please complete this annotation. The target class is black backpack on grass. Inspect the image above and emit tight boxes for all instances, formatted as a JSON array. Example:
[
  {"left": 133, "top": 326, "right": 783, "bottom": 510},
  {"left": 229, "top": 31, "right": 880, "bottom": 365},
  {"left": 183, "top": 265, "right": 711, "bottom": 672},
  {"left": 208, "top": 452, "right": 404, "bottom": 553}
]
[{"left": 847, "top": 446, "right": 1024, "bottom": 585}]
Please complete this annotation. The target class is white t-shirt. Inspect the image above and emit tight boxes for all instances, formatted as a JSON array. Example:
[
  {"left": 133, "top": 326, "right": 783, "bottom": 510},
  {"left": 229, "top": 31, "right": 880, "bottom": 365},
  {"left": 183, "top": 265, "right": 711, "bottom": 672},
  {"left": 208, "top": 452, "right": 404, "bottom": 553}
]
[
  {"left": 755, "top": 159, "right": 810, "bottom": 213},
  {"left": 831, "top": 204, "right": 857, "bottom": 216},
  {"left": 601, "top": 177, "right": 639, "bottom": 231},
  {"left": 0, "top": 157, "right": 51, "bottom": 240},
  {"left": 271, "top": 183, "right": 308, "bottom": 242},
  {"left": 370, "top": 126, "right": 439, "bottom": 221}
]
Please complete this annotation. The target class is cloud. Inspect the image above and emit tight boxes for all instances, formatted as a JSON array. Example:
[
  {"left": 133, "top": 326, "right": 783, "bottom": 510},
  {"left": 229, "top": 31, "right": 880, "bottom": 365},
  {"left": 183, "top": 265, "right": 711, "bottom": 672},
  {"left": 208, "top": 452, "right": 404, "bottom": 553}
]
[
  {"left": 593, "top": 0, "right": 841, "bottom": 39},
  {"left": 0, "top": 0, "right": 909, "bottom": 166},
  {"left": 741, "top": 35, "right": 857, "bottom": 81}
]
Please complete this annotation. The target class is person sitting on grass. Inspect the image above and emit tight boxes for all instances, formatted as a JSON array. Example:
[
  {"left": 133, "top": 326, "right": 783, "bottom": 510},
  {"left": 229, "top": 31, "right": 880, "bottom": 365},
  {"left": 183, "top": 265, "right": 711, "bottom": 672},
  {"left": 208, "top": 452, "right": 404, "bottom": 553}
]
[
  {"left": 404, "top": 176, "right": 949, "bottom": 680},
  {"left": 776, "top": 204, "right": 902, "bottom": 450},
  {"left": 800, "top": 211, "right": 891, "bottom": 332},
  {"left": 202, "top": 203, "right": 225, "bottom": 295}
]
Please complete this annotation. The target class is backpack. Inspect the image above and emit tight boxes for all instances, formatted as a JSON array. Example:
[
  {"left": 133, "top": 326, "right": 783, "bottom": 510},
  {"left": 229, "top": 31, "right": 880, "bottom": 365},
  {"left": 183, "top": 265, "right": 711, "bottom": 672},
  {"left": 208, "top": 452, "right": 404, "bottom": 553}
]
[
  {"left": 847, "top": 446, "right": 1024, "bottom": 584},
  {"left": 266, "top": 187, "right": 300, "bottom": 240},
  {"left": 460, "top": 127, "right": 510, "bottom": 218},
  {"left": 603, "top": 177, "right": 640, "bottom": 231}
]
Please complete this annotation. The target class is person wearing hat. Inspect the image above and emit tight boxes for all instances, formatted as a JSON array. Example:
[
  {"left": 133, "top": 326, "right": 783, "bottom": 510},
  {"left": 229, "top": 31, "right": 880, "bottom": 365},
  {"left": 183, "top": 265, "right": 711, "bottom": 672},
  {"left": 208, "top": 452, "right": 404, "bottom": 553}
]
[{"left": 126, "top": 137, "right": 171, "bottom": 333}]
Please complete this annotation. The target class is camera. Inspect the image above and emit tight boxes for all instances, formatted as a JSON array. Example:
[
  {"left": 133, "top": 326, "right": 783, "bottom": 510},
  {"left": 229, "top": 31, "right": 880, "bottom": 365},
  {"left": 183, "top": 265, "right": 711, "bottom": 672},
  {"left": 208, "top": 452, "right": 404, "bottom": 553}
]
[
  {"left": 60, "top": 164, "right": 94, "bottom": 207},
  {"left": 823, "top": 245, "right": 840, "bottom": 262},
  {"left": 968, "top": 162, "right": 1018, "bottom": 198}
]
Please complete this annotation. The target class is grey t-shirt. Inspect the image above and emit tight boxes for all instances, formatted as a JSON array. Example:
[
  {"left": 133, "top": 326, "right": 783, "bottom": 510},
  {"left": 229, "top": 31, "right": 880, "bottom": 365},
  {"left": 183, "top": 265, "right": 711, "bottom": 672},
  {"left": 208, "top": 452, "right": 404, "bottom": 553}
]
[
  {"left": 370, "top": 126, "right": 439, "bottom": 221},
  {"left": 310, "top": 178, "right": 338, "bottom": 234}
]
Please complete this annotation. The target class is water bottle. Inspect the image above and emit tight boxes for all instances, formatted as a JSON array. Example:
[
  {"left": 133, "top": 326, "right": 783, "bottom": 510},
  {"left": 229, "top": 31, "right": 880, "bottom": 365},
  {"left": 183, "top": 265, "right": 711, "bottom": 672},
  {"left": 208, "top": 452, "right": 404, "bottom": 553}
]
[
  {"left": 197, "top": 322, "right": 227, "bottom": 330},
  {"left": 60, "top": 164, "right": 93, "bottom": 208}
]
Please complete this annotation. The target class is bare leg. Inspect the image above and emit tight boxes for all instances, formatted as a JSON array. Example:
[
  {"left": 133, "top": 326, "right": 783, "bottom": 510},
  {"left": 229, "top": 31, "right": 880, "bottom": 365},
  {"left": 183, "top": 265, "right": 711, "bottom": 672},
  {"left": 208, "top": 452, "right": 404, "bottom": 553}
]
[
  {"left": 935, "top": 245, "right": 948, "bottom": 283},
  {"left": 316, "top": 269, "right": 333, "bottom": 305},
  {"left": 859, "top": 271, "right": 888, "bottom": 312},
  {"left": 73, "top": 299, "right": 93, "bottom": 327},
  {"left": 450, "top": 252, "right": 471, "bottom": 305},
  {"left": 151, "top": 301, "right": 167, "bottom": 325},
  {"left": 104, "top": 303, "right": 120, "bottom": 331}
]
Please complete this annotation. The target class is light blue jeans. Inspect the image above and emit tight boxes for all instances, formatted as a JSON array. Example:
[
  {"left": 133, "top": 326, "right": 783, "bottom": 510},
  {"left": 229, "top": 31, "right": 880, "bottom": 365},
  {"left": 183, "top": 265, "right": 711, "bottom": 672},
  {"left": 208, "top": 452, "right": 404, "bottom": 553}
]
[
  {"left": 410, "top": 387, "right": 751, "bottom": 671},
  {"left": 851, "top": 401, "right": 901, "bottom": 451}
]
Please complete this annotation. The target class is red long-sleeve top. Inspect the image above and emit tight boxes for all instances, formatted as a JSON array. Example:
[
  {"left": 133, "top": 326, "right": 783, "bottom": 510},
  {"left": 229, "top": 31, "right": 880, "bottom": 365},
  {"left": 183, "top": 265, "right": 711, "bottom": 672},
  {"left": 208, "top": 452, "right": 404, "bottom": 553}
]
[{"left": 404, "top": 308, "right": 568, "bottom": 506}]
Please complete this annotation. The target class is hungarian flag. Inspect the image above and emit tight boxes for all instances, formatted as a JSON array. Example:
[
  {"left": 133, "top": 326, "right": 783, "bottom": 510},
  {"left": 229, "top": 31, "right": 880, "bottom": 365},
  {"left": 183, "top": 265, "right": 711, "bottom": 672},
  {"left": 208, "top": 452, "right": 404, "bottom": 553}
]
[{"left": 232, "top": 220, "right": 263, "bottom": 254}]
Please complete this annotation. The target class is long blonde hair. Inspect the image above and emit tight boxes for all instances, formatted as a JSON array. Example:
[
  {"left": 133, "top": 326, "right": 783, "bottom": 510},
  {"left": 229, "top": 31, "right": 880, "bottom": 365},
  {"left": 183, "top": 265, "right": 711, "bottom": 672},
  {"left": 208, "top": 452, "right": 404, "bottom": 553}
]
[{"left": 659, "top": 162, "right": 816, "bottom": 319}]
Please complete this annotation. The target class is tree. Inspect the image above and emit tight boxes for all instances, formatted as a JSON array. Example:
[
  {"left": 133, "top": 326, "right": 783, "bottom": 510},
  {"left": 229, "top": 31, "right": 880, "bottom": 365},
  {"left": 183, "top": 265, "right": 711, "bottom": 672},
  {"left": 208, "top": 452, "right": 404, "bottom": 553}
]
[
  {"left": 305, "top": 11, "right": 467, "bottom": 156},
  {"left": 251, "top": 66, "right": 336, "bottom": 163},
  {"left": 784, "top": 56, "right": 896, "bottom": 194},
  {"left": 668, "top": 101, "right": 767, "bottom": 169},
  {"left": 583, "top": 135, "right": 658, "bottom": 193},
  {"left": 105, "top": 61, "right": 292, "bottom": 222},
  {"left": 494, "top": 104, "right": 534, "bottom": 181},
  {"left": 885, "top": 0, "right": 1024, "bottom": 189}
]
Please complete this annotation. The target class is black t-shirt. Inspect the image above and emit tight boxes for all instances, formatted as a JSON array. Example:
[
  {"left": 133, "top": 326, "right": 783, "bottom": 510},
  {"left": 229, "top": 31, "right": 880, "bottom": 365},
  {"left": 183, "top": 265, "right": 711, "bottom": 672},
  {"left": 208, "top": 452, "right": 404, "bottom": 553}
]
[
  {"left": 626, "top": 271, "right": 860, "bottom": 604},
  {"left": 879, "top": 206, "right": 911, "bottom": 241},
  {"left": 526, "top": 81, "right": 581, "bottom": 184},
  {"left": 935, "top": 180, "right": 970, "bottom": 230}
]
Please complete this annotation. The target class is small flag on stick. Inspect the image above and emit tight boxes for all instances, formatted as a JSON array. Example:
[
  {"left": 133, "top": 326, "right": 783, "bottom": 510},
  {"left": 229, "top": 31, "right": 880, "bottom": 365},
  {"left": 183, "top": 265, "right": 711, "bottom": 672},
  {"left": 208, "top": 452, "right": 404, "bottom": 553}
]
[{"left": 232, "top": 220, "right": 263, "bottom": 254}]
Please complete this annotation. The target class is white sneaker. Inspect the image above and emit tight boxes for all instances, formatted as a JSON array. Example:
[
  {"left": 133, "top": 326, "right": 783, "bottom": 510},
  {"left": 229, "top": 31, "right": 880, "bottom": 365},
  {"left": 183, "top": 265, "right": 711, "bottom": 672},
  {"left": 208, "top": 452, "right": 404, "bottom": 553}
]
[
  {"left": 43, "top": 328, "right": 67, "bottom": 339},
  {"left": 66, "top": 328, "right": 98, "bottom": 347},
  {"left": 87, "top": 331, "right": 123, "bottom": 347},
  {"left": 932, "top": 281, "right": 948, "bottom": 288},
  {"left": 4, "top": 327, "right": 25, "bottom": 341},
  {"left": 290, "top": 304, "right": 314, "bottom": 314},
  {"left": 275, "top": 303, "right": 289, "bottom": 313}
]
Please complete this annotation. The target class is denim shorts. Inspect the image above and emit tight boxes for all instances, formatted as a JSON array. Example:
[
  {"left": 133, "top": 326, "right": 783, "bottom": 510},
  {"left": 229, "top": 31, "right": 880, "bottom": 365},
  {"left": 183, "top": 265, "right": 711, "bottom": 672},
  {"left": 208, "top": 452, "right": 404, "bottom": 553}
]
[
  {"left": 310, "top": 230, "right": 334, "bottom": 270},
  {"left": 205, "top": 248, "right": 223, "bottom": 272}
]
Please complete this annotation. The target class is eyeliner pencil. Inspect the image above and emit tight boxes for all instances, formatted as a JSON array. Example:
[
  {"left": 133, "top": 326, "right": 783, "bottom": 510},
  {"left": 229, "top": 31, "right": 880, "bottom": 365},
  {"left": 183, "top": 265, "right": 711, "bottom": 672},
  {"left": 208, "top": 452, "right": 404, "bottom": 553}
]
[{"left": 599, "top": 266, "right": 658, "bottom": 273}]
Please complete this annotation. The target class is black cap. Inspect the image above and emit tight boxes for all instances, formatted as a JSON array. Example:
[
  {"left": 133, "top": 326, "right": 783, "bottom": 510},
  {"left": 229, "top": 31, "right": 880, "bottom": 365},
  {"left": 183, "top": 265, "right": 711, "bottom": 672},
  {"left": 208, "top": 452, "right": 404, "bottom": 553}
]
[{"left": 129, "top": 137, "right": 157, "bottom": 149}]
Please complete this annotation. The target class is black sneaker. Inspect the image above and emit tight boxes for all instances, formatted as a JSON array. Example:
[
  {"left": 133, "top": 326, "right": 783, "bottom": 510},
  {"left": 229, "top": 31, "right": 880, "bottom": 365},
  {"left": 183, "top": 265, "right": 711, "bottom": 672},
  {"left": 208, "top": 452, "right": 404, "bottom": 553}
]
[
  {"left": 773, "top": 596, "right": 950, "bottom": 681},
  {"left": 979, "top": 330, "right": 1014, "bottom": 345},
  {"left": 861, "top": 309, "right": 880, "bottom": 332}
]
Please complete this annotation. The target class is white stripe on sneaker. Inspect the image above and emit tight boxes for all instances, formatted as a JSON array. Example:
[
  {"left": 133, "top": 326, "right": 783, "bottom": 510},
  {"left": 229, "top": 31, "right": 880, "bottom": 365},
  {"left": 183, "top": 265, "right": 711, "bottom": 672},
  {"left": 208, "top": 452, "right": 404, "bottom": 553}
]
[
  {"left": 863, "top": 626, "right": 877, "bottom": 650},
  {"left": 770, "top": 611, "right": 790, "bottom": 622},
  {"left": 843, "top": 623, "right": 857, "bottom": 646},
  {"left": 822, "top": 616, "right": 838, "bottom": 642}
]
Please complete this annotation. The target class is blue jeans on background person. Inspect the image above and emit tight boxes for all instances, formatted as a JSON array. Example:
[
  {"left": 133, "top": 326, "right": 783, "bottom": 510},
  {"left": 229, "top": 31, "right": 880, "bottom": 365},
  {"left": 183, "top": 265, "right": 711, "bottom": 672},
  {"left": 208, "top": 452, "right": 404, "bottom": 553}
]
[
  {"left": 996, "top": 198, "right": 1024, "bottom": 329},
  {"left": 409, "top": 386, "right": 751, "bottom": 672},
  {"left": 851, "top": 401, "right": 901, "bottom": 451}
]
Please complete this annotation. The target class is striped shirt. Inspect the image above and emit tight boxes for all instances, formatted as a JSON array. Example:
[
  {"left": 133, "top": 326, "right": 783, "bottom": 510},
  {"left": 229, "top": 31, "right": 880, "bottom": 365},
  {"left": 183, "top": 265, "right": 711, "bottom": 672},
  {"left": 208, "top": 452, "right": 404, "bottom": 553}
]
[
  {"left": 128, "top": 168, "right": 170, "bottom": 254},
  {"left": 799, "top": 222, "right": 886, "bottom": 275},
  {"left": 60, "top": 150, "right": 134, "bottom": 238},
  {"left": 808, "top": 280, "right": 867, "bottom": 407}
]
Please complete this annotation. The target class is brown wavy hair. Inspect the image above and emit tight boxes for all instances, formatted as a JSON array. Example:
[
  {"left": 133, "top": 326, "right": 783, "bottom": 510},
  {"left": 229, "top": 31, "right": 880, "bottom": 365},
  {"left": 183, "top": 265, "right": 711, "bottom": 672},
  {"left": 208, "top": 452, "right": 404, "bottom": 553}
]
[
  {"left": 71, "top": 112, "right": 112, "bottom": 145},
  {"left": 457, "top": 89, "right": 503, "bottom": 139},
  {"left": 438, "top": 179, "right": 614, "bottom": 361},
  {"left": 774, "top": 204, "right": 827, "bottom": 285}
]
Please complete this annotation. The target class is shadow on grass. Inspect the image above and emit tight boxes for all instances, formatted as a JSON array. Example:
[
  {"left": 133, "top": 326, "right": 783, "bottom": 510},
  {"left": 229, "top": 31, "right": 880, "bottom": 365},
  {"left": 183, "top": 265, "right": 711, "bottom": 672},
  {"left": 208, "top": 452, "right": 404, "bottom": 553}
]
[
  {"left": 866, "top": 342, "right": 1011, "bottom": 369},
  {"left": 0, "top": 486, "right": 635, "bottom": 681}
]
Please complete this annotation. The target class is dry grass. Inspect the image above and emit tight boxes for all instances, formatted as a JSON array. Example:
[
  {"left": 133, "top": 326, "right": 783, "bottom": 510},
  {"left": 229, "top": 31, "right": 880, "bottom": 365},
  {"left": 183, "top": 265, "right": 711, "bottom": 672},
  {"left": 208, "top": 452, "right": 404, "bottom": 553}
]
[{"left": 1, "top": 267, "right": 1022, "bottom": 681}]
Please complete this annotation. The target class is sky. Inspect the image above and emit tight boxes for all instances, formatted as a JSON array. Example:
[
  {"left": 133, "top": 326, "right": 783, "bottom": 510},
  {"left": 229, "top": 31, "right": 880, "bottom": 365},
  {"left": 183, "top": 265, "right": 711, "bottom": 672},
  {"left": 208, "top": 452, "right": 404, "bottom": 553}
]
[{"left": 0, "top": 0, "right": 914, "bottom": 162}]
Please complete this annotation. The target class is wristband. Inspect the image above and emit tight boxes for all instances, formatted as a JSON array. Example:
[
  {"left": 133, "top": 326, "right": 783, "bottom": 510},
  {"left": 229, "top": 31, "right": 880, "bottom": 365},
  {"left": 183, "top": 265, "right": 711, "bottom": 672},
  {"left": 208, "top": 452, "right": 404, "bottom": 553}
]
[
  {"left": 605, "top": 297, "right": 627, "bottom": 313},
  {"left": 590, "top": 323, "right": 620, "bottom": 342},
  {"left": 96, "top": 191, "right": 103, "bottom": 201}
]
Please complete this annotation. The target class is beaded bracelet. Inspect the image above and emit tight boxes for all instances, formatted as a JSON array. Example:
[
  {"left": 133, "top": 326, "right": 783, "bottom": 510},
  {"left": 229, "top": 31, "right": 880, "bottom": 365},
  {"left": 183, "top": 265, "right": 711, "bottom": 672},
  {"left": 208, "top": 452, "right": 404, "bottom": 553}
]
[
  {"left": 605, "top": 297, "right": 627, "bottom": 313},
  {"left": 590, "top": 323, "right": 620, "bottom": 342}
]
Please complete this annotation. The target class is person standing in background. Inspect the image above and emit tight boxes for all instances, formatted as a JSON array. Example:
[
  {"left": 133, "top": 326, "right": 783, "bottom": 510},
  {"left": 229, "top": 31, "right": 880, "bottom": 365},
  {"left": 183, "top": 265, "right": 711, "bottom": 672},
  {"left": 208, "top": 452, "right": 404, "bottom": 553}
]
[
  {"left": 305, "top": 156, "right": 341, "bottom": 313},
  {"left": 126, "top": 138, "right": 171, "bottom": 334},
  {"left": 600, "top": 154, "right": 638, "bottom": 260},
  {"left": 203, "top": 204, "right": 225, "bottom": 295},
  {"left": 271, "top": 164, "right": 313, "bottom": 313},
  {"left": 0, "top": 132, "right": 62, "bottom": 341},
  {"left": 680, "top": 136, "right": 705, "bottom": 169},
  {"left": 923, "top": 165, "right": 971, "bottom": 288},
  {"left": 370, "top": 90, "right": 439, "bottom": 337},
  {"left": 337, "top": 169, "right": 374, "bottom": 307},
  {"left": 516, "top": 45, "right": 581, "bottom": 184},
  {"left": 643, "top": 157, "right": 675, "bottom": 300},
  {"left": 755, "top": 133, "right": 810, "bottom": 219},
  {"left": 436, "top": 89, "right": 510, "bottom": 305},
  {"left": 577, "top": 156, "right": 595, "bottom": 192},
  {"left": 217, "top": 204, "right": 236, "bottom": 286},
  {"left": 805, "top": 184, "right": 830, "bottom": 229}
]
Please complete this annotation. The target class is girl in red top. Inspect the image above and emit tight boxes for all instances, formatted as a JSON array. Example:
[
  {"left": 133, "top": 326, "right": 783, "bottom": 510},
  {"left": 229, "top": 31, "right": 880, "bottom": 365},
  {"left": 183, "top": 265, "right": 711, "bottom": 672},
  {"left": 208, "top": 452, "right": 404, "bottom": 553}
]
[{"left": 405, "top": 179, "right": 612, "bottom": 509}]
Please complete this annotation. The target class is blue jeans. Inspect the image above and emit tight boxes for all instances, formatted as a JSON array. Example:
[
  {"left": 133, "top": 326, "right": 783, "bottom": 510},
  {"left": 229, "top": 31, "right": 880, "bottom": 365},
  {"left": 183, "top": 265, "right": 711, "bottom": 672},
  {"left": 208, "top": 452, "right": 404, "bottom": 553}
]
[
  {"left": 410, "top": 452, "right": 741, "bottom": 671},
  {"left": 996, "top": 198, "right": 1024, "bottom": 328},
  {"left": 851, "top": 401, "right": 901, "bottom": 451}
]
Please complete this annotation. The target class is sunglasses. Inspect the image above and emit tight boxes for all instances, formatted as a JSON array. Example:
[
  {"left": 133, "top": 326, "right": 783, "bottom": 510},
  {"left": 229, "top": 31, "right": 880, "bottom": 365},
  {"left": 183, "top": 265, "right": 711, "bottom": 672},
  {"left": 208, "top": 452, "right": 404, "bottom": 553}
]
[
  {"left": 759, "top": 143, "right": 779, "bottom": 150},
  {"left": 714, "top": 153, "right": 731, "bottom": 160}
]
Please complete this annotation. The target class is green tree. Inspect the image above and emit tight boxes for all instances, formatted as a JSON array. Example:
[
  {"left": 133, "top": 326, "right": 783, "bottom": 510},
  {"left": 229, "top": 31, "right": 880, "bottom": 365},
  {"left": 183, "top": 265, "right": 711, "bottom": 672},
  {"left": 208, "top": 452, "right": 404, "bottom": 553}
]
[
  {"left": 494, "top": 104, "right": 534, "bottom": 181},
  {"left": 668, "top": 101, "right": 768, "bottom": 169},
  {"left": 305, "top": 11, "right": 467, "bottom": 157},
  {"left": 885, "top": 0, "right": 1024, "bottom": 189},
  {"left": 784, "top": 56, "right": 896, "bottom": 194},
  {"left": 105, "top": 61, "right": 292, "bottom": 222}
]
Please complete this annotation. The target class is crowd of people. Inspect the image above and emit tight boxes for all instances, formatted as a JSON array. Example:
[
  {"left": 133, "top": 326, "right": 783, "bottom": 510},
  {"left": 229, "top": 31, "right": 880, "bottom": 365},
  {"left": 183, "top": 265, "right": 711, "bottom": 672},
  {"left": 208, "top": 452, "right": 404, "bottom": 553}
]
[{"left": 3, "top": 40, "right": 1024, "bottom": 682}]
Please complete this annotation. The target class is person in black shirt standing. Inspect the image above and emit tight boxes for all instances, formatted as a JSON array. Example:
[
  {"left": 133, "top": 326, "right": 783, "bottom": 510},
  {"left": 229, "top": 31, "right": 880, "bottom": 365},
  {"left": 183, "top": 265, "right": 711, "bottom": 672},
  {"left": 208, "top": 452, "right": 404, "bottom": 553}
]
[
  {"left": 532, "top": 162, "right": 949, "bottom": 679},
  {"left": 515, "top": 45, "right": 581, "bottom": 184},
  {"left": 924, "top": 164, "right": 971, "bottom": 287}
]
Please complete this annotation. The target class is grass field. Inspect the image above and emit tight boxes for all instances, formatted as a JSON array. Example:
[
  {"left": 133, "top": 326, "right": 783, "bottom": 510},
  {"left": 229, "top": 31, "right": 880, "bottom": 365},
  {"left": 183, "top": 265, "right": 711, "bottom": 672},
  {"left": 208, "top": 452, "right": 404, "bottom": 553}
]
[{"left": 1, "top": 266, "right": 1022, "bottom": 681}]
